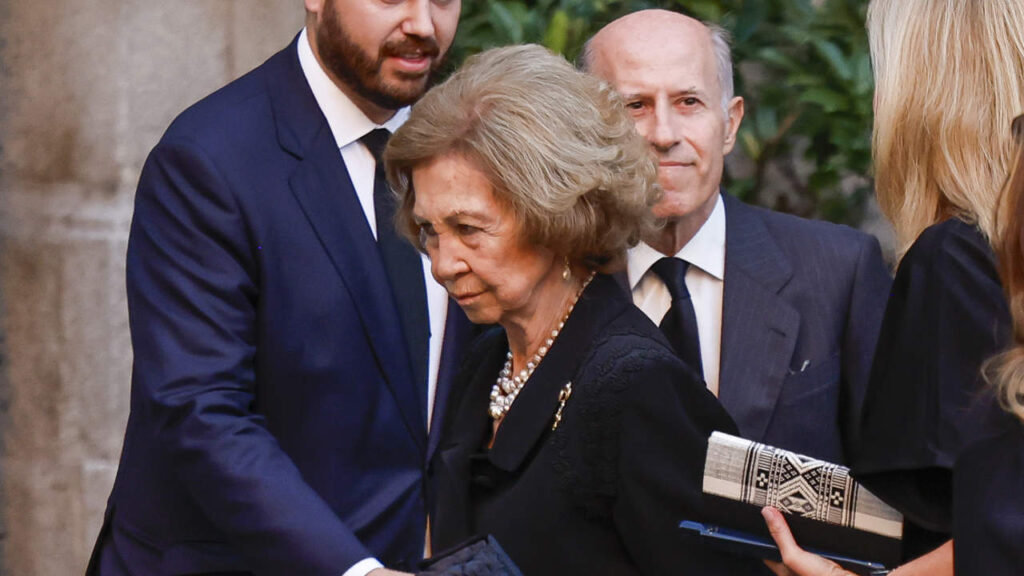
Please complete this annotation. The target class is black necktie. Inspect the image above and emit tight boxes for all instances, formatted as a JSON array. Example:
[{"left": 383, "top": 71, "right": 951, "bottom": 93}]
[
  {"left": 651, "top": 257, "right": 703, "bottom": 377},
  {"left": 361, "top": 129, "right": 430, "bottom": 403}
]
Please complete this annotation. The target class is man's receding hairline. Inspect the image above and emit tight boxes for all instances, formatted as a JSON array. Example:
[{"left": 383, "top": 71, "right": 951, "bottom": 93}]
[{"left": 582, "top": 12, "right": 713, "bottom": 68}]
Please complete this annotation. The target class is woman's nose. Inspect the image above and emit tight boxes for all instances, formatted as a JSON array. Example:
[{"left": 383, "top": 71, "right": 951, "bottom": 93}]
[{"left": 428, "top": 234, "right": 468, "bottom": 282}]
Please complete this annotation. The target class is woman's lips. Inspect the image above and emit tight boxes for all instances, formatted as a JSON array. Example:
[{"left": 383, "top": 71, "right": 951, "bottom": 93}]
[{"left": 452, "top": 290, "right": 483, "bottom": 305}]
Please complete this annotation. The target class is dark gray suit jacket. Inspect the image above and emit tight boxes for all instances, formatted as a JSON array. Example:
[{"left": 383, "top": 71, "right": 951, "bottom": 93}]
[
  {"left": 718, "top": 193, "right": 890, "bottom": 462},
  {"left": 633, "top": 193, "right": 891, "bottom": 464}
]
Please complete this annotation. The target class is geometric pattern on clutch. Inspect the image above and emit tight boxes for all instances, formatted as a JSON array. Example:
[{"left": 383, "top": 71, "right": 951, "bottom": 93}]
[{"left": 703, "top": 432, "right": 903, "bottom": 539}]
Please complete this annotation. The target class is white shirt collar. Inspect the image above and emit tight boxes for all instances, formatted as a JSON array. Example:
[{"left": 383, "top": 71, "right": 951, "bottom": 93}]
[
  {"left": 296, "top": 27, "right": 409, "bottom": 146},
  {"left": 627, "top": 193, "right": 726, "bottom": 288}
]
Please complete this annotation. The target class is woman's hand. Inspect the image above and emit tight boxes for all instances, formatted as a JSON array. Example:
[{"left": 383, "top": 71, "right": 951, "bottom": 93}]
[{"left": 760, "top": 506, "right": 857, "bottom": 576}]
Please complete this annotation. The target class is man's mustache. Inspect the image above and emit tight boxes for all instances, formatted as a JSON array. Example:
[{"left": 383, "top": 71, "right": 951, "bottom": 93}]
[{"left": 381, "top": 36, "right": 441, "bottom": 61}]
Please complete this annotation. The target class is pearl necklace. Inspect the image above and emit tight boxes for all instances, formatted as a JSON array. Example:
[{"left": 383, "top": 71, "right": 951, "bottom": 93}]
[{"left": 488, "top": 272, "right": 595, "bottom": 421}]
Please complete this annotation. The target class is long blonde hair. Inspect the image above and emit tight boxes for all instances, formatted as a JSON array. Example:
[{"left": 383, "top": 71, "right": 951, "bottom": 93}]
[
  {"left": 868, "top": 0, "right": 1024, "bottom": 261},
  {"left": 987, "top": 116, "right": 1024, "bottom": 423}
]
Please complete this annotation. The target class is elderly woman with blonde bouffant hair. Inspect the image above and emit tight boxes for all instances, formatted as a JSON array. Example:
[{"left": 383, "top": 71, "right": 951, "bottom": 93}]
[
  {"left": 385, "top": 44, "right": 752, "bottom": 575},
  {"left": 762, "top": 1, "right": 1024, "bottom": 575}
]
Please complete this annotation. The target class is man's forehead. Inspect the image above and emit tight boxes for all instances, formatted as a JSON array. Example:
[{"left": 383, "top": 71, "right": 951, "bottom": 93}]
[
  {"left": 598, "top": 38, "right": 715, "bottom": 93},
  {"left": 595, "top": 11, "right": 709, "bottom": 54},
  {"left": 595, "top": 20, "right": 712, "bottom": 67}
]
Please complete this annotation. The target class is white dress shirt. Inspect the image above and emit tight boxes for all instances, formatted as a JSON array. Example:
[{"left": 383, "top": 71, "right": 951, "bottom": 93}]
[
  {"left": 298, "top": 28, "right": 448, "bottom": 576},
  {"left": 627, "top": 194, "right": 726, "bottom": 396}
]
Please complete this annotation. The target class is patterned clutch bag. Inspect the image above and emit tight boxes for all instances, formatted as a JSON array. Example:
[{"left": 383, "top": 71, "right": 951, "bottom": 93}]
[
  {"left": 698, "top": 432, "right": 903, "bottom": 567},
  {"left": 704, "top": 432, "right": 903, "bottom": 538}
]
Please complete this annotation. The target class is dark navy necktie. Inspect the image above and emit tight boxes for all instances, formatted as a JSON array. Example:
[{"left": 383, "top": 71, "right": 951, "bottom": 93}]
[
  {"left": 651, "top": 257, "right": 704, "bottom": 377},
  {"left": 361, "top": 128, "right": 429, "bottom": 402}
]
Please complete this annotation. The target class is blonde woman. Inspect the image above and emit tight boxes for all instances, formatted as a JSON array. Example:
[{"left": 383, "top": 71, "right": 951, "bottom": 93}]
[
  {"left": 952, "top": 114, "right": 1024, "bottom": 575},
  {"left": 763, "top": 1, "right": 1024, "bottom": 575},
  {"left": 854, "top": 0, "right": 1023, "bottom": 564},
  {"left": 764, "top": 119, "right": 1024, "bottom": 576}
]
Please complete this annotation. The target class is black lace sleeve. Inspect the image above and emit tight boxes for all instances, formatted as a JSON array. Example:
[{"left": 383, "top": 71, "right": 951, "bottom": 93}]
[{"left": 551, "top": 326, "right": 747, "bottom": 573}]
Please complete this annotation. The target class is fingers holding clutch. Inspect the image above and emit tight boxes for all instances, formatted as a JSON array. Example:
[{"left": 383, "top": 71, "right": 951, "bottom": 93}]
[{"left": 761, "top": 506, "right": 857, "bottom": 576}]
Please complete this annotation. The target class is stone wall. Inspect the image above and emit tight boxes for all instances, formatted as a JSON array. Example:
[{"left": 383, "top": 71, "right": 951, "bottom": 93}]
[{"left": 0, "top": 3, "right": 304, "bottom": 573}]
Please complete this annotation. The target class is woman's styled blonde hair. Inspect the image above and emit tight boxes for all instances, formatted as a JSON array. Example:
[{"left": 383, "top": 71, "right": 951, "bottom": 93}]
[
  {"left": 868, "top": 0, "right": 1024, "bottom": 261},
  {"left": 987, "top": 116, "right": 1024, "bottom": 423},
  {"left": 385, "top": 44, "right": 659, "bottom": 273}
]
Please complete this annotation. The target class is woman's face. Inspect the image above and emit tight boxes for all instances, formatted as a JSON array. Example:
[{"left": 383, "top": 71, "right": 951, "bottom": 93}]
[{"left": 411, "top": 153, "right": 562, "bottom": 327}]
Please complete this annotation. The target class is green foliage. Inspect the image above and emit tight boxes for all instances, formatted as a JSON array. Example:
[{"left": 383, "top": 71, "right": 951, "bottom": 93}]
[{"left": 449, "top": 0, "right": 874, "bottom": 225}]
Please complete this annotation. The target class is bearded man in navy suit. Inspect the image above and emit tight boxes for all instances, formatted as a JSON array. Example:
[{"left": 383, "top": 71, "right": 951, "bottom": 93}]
[
  {"left": 585, "top": 10, "right": 892, "bottom": 464},
  {"left": 86, "top": 2, "right": 471, "bottom": 575}
]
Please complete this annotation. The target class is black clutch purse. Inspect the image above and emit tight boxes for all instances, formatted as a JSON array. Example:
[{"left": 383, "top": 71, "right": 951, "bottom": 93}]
[{"left": 417, "top": 535, "right": 523, "bottom": 576}]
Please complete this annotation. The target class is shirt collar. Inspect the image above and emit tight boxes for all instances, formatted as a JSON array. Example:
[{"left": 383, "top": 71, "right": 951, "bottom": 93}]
[
  {"left": 627, "top": 193, "right": 726, "bottom": 288},
  {"left": 296, "top": 27, "right": 409, "bottom": 147}
]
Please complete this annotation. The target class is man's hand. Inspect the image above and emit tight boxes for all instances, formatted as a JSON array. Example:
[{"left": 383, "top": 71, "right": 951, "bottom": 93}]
[
  {"left": 761, "top": 506, "right": 857, "bottom": 576},
  {"left": 368, "top": 569, "right": 414, "bottom": 576}
]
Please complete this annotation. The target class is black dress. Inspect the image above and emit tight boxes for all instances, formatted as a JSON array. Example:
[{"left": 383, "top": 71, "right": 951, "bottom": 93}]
[
  {"left": 430, "top": 274, "right": 757, "bottom": 575},
  {"left": 853, "top": 218, "right": 1012, "bottom": 559},
  {"left": 953, "top": 395, "right": 1024, "bottom": 575}
]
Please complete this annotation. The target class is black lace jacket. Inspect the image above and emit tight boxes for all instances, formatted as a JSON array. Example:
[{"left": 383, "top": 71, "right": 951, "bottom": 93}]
[{"left": 430, "top": 274, "right": 754, "bottom": 575}]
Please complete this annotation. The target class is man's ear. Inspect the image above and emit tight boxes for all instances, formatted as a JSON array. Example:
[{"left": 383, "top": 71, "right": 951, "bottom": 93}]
[
  {"left": 305, "top": 0, "right": 323, "bottom": 16},
  {"left": 722, "top": 96, "right": 744, "bottom": 154}
]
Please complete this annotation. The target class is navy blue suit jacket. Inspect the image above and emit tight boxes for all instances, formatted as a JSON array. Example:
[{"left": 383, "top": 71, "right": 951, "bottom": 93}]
[
  {"left": 714, "top": 194, "right": 891, "bottom": 463},
  {"left": 88, "top": 38, "right": 475, "bottom": 576}
]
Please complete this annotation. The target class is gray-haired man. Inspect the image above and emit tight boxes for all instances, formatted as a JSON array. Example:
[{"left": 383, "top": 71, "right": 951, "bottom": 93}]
[{"left": 585, "top": 10, "right": 891, "bottom": 464}]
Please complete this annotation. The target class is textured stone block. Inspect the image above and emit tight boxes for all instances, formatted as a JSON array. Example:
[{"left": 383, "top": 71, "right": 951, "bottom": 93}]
[
  {"left": 61, "top": 236, "right": 131, "bottom": 460},
  {"left": 1, "top": 237, "right": 65, "bottom": 461},
  {"left": 229, "top": 1, "right": 305, "bottom": 78},
  {"left": 1, "top": 234, "right": 82, "bottom": 575},
  {"left": 0, "top": 3, "right": 329, "bottom": 574},
  {"left": 0, "top": 182, "right": 133, "bottom": 574},
  {"left": 120, "top": 1, "right": 233, "bottom": 175},
  {"left": 3, "top": 457, "right": 83, "bottom": 576},
  {"left": 1, "top": 0, "right": 123, "bottom": 187}
]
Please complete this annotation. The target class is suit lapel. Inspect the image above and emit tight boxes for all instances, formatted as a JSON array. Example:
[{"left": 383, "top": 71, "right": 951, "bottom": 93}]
[
  {"left": 488, "top": 275, "right": 623, "bottom": 472},
  {"left": 611, "top": 270, "right": 630, "bottom": 294},
  {"left": 269, "top": 38, "right": 426, "bottom": 451},
  {"left": 435, "top": 276, "right": 624, "bottom": 539},
  {"left": 428, "top": 302, "right": 477, "bottom": 461},
  {"left": 486, "top": 354, "right": 570, "bottom": 473},
  {"left": 435, "top": 333, "right": 506, "bottom": 539},
  {"left": 719, "top": 194, "right": 799, "bottom": 441}
]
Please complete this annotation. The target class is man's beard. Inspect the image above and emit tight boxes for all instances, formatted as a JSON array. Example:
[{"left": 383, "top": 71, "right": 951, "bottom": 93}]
[{"left": 316, "top": 2, "right": 446, "bottom": 110}]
